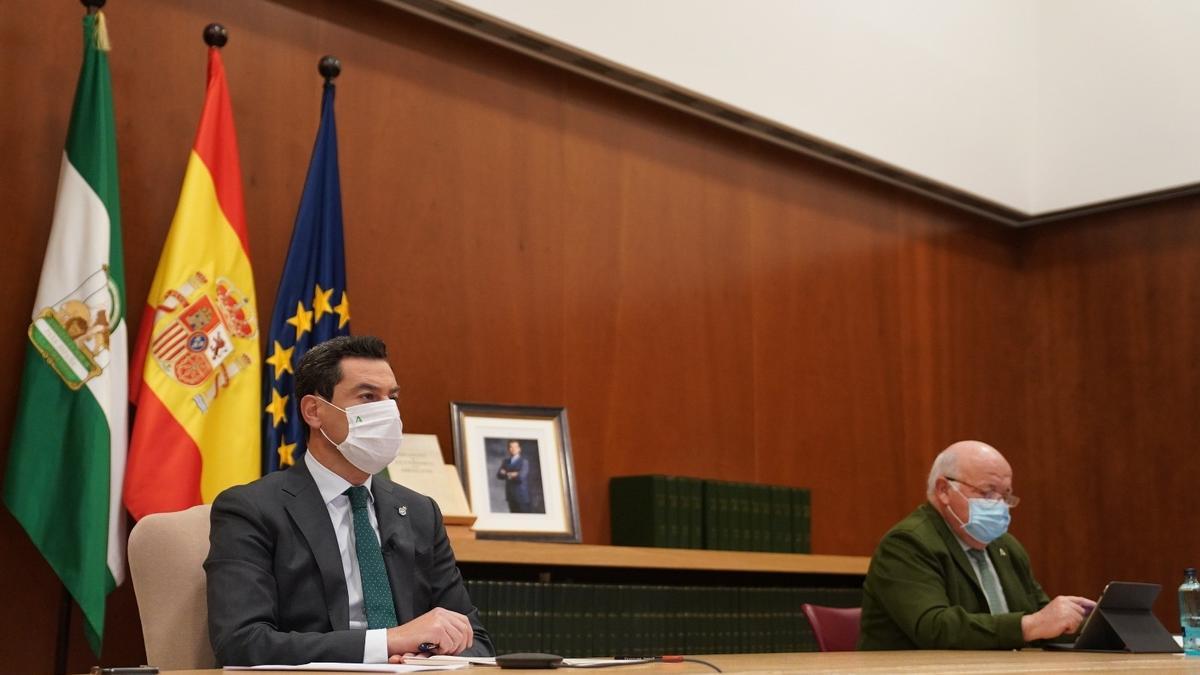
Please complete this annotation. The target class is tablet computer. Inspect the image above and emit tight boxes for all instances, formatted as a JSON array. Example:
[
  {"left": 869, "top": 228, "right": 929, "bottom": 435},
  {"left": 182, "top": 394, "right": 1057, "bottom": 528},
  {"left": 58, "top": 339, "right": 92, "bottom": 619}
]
[{"left": 1043, "top": 581, "right": 1181, "bottom": 653}]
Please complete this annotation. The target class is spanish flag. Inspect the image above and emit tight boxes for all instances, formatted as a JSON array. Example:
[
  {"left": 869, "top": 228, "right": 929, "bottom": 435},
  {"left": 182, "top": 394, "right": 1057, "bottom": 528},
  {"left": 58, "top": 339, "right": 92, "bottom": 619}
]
[{"left": 125, "top": 42, "right": 260, "bottom": 519}]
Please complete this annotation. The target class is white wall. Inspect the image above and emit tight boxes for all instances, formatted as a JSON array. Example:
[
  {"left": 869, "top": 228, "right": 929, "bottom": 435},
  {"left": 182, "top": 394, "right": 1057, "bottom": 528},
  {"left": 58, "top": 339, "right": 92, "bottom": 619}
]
[
  {"left": 452, "top": 0, "right": 1200, "bottom": 216},
  {"left": 1032, "top": 1, "right": 1200, "bottom": 213}
]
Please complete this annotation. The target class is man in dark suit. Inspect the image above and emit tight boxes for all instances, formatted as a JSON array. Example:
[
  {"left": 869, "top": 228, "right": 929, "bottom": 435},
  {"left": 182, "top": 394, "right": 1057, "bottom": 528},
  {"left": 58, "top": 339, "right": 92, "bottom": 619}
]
[
  {"left": 859, "top": 440, "right": 1095, "bottom": 649},
  {"left": 496, "top": 440, "right": 532, "bottom": 513},
  {"left": 205, "top": 336, "right": 493, "bottom": 665}
]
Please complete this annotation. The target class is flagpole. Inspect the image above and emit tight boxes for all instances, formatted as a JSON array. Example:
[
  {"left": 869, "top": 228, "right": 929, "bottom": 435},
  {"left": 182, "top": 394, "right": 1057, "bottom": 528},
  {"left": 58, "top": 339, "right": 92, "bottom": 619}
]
[
  {"left": 319, "top": 54, "right": 342, "bottom": 82},
  {"left": 203, "top": 22, "right": 228, "bottom": 48},
  {"left": 53, "top": 584, "right": 72, "bottom": 675},
  {"left": 56, "top": 6, "right": 108, "bottom": 673}
]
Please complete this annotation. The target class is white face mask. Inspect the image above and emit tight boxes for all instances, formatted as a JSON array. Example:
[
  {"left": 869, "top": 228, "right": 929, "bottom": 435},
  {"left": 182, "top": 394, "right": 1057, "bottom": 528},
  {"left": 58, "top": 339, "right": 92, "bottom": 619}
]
[{"left": 317, "top": 397, "right": 403, "bottom": 475}]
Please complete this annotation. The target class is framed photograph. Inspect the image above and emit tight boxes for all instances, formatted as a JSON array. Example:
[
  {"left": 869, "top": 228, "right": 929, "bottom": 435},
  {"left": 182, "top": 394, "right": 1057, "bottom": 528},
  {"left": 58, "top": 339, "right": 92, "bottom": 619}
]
[{"left": 450, "top": 402, "right": 581, "bottom": 542}]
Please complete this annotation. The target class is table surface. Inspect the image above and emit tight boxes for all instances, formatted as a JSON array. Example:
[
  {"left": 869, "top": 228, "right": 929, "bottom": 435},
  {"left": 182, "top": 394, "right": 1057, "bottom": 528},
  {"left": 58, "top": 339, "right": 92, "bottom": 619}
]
[{"left": 147, "top": 649, "right": 1200, "bottom": 674}]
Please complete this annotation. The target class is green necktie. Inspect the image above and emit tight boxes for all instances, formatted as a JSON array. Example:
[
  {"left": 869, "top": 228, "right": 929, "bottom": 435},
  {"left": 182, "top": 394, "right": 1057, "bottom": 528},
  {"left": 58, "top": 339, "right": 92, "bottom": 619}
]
[
  {"left": 967, "top": 548, "right": 1005, "bottom": 615},
  {"left": 345, "top": 486, "right": 398, "bottom": 629}
]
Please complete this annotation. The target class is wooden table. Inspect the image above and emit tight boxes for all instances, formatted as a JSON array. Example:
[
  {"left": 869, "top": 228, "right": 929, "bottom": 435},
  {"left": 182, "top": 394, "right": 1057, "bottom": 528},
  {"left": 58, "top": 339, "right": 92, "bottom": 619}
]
[{"left": 149, "top": 650, "right": 1200, "bottom": 674}]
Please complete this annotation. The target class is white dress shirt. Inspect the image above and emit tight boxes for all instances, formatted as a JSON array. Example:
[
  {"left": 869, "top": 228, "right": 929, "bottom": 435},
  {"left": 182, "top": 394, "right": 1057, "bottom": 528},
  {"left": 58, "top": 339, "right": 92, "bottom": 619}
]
[{"left": 305, "top": 450, "right": 391, "bottom": 663}]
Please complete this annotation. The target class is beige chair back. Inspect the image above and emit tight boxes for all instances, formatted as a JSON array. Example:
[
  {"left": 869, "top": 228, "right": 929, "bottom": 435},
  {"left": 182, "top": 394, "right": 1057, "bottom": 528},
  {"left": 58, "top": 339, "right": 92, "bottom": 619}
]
[{"left": 127, "top": 504, "right": 214, "bottom": 669}]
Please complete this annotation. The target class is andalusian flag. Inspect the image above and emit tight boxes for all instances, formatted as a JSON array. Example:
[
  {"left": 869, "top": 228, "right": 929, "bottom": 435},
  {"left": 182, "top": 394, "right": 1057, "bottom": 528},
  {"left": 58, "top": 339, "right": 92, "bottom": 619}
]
[
  {"left": 3, "top": 12, "right": 126, "bottom": 655},
  {"left": 126, "top": 42, "right": 260, "bottom": 519}
]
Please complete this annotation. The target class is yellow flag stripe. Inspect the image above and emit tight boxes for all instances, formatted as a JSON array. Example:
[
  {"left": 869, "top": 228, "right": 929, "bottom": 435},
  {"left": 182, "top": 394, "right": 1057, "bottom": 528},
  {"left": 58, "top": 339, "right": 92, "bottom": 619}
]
[{"left": 139, "top": 151, "right": 259, "bottom": 501}]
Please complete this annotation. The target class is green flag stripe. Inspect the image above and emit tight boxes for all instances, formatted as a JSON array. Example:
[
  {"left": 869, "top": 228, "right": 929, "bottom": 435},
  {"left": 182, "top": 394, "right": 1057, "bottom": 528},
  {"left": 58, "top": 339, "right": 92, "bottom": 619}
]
[
  {"left": 3, "top": 345, "right": 115, "bottom": 652},
  {"left": 66, "top": 14, "right": 125, "bottom": 326}
]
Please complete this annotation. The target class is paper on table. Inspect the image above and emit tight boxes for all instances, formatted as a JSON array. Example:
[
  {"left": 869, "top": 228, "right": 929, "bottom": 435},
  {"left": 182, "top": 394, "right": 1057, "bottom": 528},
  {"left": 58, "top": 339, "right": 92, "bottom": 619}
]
[
  {"left": 423, "top": 656, "right": 650, "bottom": 667},
  {"left": 563, "top": 659, "right": 652, "bottom": 666},
  {"left": 422, "top": 656, "right": 496, "bottom": 666},
  {"left": 224, "top": 661, "right": 468, "bottom": 672}
]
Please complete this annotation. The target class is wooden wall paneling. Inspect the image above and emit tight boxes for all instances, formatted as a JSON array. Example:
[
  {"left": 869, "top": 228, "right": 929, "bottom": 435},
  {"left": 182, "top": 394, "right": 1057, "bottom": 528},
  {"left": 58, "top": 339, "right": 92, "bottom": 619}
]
[
  {"left": 1020, "top": 197, "right": 1200, "bottom": 628},
  {"left": 7, "top": 0, "right": 1200, "bottom": 668}
]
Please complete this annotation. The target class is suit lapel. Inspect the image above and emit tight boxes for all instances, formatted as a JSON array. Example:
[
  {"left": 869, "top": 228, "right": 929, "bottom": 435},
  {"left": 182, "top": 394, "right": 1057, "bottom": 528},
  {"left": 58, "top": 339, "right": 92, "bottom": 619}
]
[
  {"left": 925, "top": 505, "right": 988, "bottom": 603},
  {"left": 926, "top": 504, "right": 984, "bottom": 588},
  {"left": 283, "top": 461, "right": 351, "bottom": 630},
  {"left": 373, "top": 478, "right": 416, "bottom": 623}
]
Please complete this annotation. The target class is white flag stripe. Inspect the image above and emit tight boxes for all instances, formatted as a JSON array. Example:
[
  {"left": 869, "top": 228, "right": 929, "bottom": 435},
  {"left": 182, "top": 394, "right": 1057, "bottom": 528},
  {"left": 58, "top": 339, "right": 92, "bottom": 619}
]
[
  {"left": 48, "top": 156, "right": 127, "bottom": 583},
  {"left": 33, "top": 155, "right": 113, "bottom": 312},
  {"left": 97, "top": 323, "right": 127, "bottom": 584}
]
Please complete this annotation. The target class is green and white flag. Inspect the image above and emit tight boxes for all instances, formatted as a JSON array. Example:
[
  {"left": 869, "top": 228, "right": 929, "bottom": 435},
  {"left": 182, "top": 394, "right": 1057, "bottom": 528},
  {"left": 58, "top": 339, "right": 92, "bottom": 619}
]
[{"left": 3, "top": 12, "right": 126, "bottom": 655}]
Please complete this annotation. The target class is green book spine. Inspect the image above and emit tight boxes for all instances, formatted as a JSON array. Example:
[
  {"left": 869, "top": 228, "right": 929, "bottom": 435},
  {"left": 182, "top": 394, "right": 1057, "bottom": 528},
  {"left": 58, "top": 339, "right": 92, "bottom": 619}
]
[
  {"left": 768, "top": 485, "right": 788, "bottom": 552},
  {"left": 582, "top": 584, "right": 597, "bottom": 657},
  {"left": 508, "top": 581, "right": 522, "bottom": 653},
  {"left": 744, "top": 483, "right": 758, "bottom": 552},
  {"left": 789, "top": 487, "right": 806, "bottom": 553},
  {"left": 747, "top": 484, "right": 760, "bottom": 552},
  {"left": 753, "top": 484, "right": 770, "bottom": 552},
  {"left": 799, "top": 488, "right": 812, "bottom": 553},
  {"left": 632, "top": 584, "right": 648, "bottom": 656},
  {"left": 558, "top": 583, "right": 573, "bottom": 657},
  {"left": 544, "top": 582, "right": 562, "bottom": 655},
  {"left": 736, "top": 482, "right": 751, "bottom": 551},
  {"left": 702, "top": 480, "right": 719, "bottom": 549},
  {"left": 664, "top": 475, "right": 681, "bottom": 548},
  {"left": 718, "top": 481, "right": 734, "bottom": 550},
  {"left": 687, "top": 478, "right": 702, "bottom": 549},
  {"left": 492, "top": 581, "right": 508, "bottom": 654},
  {"left": 532, "top": 581, "right": 545, "bottom": 654},
  {"left": 520, "top": 581, "right": 534, "bottom": 654},
  {"left": 573, "top": 581, "right": 588, "bottom": 653},
  {"left": 610, "top": 475, "right": 669, "bottom": 547}
]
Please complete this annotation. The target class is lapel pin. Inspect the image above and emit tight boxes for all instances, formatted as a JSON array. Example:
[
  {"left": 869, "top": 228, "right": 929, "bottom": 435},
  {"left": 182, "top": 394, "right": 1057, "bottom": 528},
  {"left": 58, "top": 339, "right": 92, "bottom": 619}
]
[
  {"left": 999, "top": 548, "right": 1007, "bottom": 557},
  {"left": 398, "top": 506, "right": 407, "bottom": 517}
]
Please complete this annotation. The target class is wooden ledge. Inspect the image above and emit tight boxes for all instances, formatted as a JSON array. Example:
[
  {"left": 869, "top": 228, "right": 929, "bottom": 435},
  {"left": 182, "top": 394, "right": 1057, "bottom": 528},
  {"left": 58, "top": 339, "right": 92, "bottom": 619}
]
[{"left": 448, "top": 535, "right": 869, "bottom": 575}]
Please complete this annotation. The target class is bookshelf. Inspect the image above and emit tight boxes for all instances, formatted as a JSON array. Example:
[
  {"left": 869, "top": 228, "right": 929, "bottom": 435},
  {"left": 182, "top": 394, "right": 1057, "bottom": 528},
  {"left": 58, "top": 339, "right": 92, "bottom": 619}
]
[
  {"left": 449, "top": 535, "right": 869, "bottom": 656},
  {"left": 449, "top": 535, "right": 869, "bottom": 575}
]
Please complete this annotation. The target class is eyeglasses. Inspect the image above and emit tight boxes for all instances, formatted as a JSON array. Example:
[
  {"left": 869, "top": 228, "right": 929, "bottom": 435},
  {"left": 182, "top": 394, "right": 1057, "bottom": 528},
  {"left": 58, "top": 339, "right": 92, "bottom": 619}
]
[{"left": 945, "top": 477, "right": 1020, "bottom": 508}]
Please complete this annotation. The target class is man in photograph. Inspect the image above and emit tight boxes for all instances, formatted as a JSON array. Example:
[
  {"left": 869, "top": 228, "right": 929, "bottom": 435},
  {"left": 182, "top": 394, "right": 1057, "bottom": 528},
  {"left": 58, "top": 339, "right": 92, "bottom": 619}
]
[{"left": 496, "top": 439, "right": 532, "bottom": 513}]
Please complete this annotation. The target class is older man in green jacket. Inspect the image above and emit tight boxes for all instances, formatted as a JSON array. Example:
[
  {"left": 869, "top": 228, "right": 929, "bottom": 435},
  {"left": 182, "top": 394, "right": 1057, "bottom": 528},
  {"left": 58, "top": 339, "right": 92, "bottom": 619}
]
[{"left": 859, "top": 441, "right": 1095, "bottom": 650}]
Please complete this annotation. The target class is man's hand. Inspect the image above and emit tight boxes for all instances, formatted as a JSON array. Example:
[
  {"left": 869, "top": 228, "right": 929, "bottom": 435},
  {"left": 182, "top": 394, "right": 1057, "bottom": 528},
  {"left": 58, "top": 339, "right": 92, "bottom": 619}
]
[
  {"left": 1021, "top": 596, "right": 1097, "bottom": 641},
  {"left": 386, "top": 607, "right": 474, "bottom": 658}
]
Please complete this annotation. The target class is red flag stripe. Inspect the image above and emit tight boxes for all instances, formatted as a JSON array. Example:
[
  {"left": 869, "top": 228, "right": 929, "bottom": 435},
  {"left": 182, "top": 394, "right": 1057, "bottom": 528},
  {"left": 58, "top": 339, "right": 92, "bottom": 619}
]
[
  {"left": 191, "top": 48, "right": 249, "bottom": 256},
  {"left": 123, "top": 386, "right": 203, "bottom": 520}
]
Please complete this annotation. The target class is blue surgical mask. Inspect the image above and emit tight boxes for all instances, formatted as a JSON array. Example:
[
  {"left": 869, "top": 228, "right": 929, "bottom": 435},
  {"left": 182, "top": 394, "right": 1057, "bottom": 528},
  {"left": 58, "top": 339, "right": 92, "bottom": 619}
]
[{"left": 948, "top": 483, "right": 1011, "bottom": 544}]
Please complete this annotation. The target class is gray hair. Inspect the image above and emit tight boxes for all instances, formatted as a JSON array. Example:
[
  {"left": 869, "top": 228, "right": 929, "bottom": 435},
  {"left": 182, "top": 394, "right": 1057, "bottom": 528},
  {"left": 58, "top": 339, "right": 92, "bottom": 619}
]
[{"left": 926, "top": 448, "right": 960, "bottom": 497}]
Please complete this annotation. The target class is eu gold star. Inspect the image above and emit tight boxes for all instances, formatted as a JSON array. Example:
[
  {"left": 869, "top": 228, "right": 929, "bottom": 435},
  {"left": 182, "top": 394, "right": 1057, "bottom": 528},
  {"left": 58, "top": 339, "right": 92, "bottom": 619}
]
[
  {"left": 265, "top": 340, "right": 295, "bottom": 379},
  {"left": 287, "top": 301, "right": 313, "bottom": 340},
  {"left": 278, "top": 440, "right": 297, "bottom": 467},
  {"left": 334, "top": 291, "right": 351, "bottom": 329},
  {"left": 265, "top": 388, "right": 289, "bottom": 427},
  {"left": 313, "top": 284, "right": 334, "bottom": 323}
]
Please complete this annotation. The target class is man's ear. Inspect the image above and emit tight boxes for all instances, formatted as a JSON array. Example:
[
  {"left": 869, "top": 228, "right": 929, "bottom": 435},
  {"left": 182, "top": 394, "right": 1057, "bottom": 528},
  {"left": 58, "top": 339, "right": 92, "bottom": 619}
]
[
  {"left": 299, "top": 394, "right": 322, "bottom": 431},
  {"left": 934, "top": 477, "right": 951, "bottom": 505}
]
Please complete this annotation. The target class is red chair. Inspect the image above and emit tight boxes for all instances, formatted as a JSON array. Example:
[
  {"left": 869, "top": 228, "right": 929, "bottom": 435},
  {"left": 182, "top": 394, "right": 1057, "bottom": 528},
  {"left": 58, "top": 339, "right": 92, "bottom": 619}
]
[{"left": 801, "top": 603, "right": 861, "bottom": 652}]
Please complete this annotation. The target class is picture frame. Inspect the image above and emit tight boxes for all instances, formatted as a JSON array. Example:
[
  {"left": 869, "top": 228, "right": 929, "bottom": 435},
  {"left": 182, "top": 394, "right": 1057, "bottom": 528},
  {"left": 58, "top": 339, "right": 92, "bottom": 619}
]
[{"left": 449, "top": 402, "right": 581, "bottom": 542}]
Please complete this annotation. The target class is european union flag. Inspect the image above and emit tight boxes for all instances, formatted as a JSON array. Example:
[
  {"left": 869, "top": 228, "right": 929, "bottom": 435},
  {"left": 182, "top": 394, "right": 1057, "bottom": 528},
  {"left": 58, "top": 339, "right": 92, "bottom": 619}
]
[{"left": 262, "top": 79, "right": 350, "bottom": 472}]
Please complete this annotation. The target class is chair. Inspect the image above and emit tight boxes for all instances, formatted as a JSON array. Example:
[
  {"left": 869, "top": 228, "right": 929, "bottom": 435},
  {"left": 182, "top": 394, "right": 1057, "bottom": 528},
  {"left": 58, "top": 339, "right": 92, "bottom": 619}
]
[
  {"left": 801, "top": 603, "right": 861, "bottom": 652},
  {"left": 127, "top": 504, "right": 215, "bottom": 670}
]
